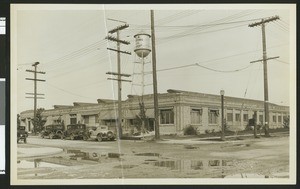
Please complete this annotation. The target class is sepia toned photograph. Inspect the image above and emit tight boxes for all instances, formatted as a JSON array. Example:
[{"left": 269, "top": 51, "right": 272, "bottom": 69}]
[{"left": 10, "top": 4, "right": 296, "bottom": 185}]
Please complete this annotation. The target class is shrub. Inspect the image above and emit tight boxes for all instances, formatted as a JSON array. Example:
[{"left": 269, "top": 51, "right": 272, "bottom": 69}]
[{"left": 184, "top": 125, "right": 198, "bottom": 135}]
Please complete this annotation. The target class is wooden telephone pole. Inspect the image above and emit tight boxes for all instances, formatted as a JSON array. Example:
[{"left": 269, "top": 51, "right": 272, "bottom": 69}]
[
  {"left": 150, "top": 10, "right": 160, "bottom": 140},
  {"left": 106, "top": 22, "right": 131, "bottom": 140},
  {"left": 249, "top": 15, "right": 280, "bottom": 137},
  {"left": 25, "top": 62, "right": 45, "bottom": 133}
]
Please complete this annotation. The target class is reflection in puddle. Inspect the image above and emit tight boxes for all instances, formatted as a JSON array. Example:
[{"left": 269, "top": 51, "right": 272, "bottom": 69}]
[
  {"left": 114, "top": 165, "right": 138, "bottom": 169},
  {"left": 135, "top": 153, "right": 160, "bottom": 157},
  {"left": 67, "top": 149, "right": 99, "bottom": 161},
  {"left": 151, "top": 159, "right": 233, "bottom": 171}
]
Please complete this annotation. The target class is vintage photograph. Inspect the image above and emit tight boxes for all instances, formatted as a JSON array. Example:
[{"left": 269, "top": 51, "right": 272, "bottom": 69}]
[{"left": 11, "top": 4, "right": 296, "bottom": 185}]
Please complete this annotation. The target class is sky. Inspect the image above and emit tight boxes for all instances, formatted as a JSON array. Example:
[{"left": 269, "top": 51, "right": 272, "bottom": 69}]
[{"left": 12, "top": 4, "right": 295, "bottom": 113}]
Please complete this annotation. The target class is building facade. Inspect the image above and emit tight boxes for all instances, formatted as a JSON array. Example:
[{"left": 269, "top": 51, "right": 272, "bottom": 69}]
[{"left": 19, "top": 89, "right": 290, "bottom": 135}]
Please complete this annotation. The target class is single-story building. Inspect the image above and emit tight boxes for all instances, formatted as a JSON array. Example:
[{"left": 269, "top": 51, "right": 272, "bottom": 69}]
[{"left": 19, "top": 89, "right": 290, "bottom": 135}]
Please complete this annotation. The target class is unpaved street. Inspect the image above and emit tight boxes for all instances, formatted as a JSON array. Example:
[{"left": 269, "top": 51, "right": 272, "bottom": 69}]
[{"left": 17, "top": 133, "right": 289, "bottom": 179}]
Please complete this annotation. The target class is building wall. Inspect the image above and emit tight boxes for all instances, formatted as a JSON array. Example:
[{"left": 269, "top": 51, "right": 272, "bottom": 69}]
[{"left": 19, "top": 91, "right": 290, "bottom": 135}]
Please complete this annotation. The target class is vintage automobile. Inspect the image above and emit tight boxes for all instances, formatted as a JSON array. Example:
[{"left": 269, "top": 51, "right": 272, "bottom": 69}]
[
  {"left": 17, "top": 126, "right": 28, "bottom": 143},
  {"left": 88, "top": 125, "right": 116, "bottom": 142},
  {"left": 63, "top": 124, "right": 88, "bottom": 140},
  {"left": 41, "top": 124, "right": 65, "bottom": 139}
]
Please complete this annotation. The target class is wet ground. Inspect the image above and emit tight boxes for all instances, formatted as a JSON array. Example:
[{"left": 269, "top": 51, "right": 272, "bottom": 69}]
[{"left": 17, "top": 133, "right": 289, "bottom": 179}]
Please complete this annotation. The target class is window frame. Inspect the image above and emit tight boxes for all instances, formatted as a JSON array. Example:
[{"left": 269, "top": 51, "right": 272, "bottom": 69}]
[
  {"left": 235, "top": 113, "right": 241, "bottom": 122},
  {"left": 227, "top": 113, "right": 233, "bottom": 122},
  {"left": 208, "top": 109, "right": 218, "bottom": 125},
  {"left": 160, "top": 108, "right": 175, "bottom": 125},
  {"left": 190, "top": 108, "right": 202, "bottom": 125}
]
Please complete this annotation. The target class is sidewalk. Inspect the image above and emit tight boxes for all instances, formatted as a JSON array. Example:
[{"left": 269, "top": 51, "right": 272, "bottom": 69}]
[
  {"left": 158, "top": 131, "right": 289, "bottom": 144},
  {"left": 18, "top": 146, "right": 63, "bottom": 158}
]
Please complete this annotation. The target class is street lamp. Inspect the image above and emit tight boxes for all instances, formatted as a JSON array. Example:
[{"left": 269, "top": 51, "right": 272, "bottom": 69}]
[{"left": 220, "top": 90, "right": 225, "bottom": 141}]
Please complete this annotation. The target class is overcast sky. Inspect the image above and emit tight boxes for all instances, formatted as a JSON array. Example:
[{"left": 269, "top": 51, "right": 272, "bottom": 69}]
[{"left": 12, "top": 4, "right": 295, "bottom": 113}]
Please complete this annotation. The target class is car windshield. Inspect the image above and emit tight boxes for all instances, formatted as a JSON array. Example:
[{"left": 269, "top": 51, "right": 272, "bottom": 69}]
[{"left": 55, "top": 125, "right": 63, "bottom": 129}]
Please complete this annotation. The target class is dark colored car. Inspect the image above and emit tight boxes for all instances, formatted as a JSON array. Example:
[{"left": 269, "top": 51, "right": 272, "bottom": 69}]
[
  {"left": 41, "top": 124, "right": 65, "bottom": 139},
  {"left": 17, "top": 126, "right": 28, "bottom": 143},
  {"left": 63, "top": 124, "right": 88, "bottom": 140}
]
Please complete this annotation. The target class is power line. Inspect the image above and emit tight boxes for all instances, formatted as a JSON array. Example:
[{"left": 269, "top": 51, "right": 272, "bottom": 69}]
[
  {"left": 132, "top": 17, "right": 264, "bottom": 29},
  {"left": 195, "top": 63, "right": 252, "bottom": 73},
  {"left": 274, "top": 59, "right": 289, "bottom": 64},
  {"left": 46, "top": 82, "right": 96, "bottom": 100}
]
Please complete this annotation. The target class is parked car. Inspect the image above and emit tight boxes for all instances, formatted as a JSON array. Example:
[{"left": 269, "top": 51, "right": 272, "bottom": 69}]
[
  {"left": 17, "top": 126, "right": 28, "bottom": 143},
  {"left": 41, "top": 124, "right": 65, "bottom": 139},
  {"left": 63, "top": 124, "right": 88, "bottom": 140},
  {"left": 88, "top": 125, "right": 116, "bottom": 142}
]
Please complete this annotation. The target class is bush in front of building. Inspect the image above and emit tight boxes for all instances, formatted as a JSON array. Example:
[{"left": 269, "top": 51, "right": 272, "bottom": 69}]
[
  {"left": 184, "top": 125, "right": 198, "bottom": 135},
  {"left": 283, "top": 116, "right": 290, "bottom": 128}
]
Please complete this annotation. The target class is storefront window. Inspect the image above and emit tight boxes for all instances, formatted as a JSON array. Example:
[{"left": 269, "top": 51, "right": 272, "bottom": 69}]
[{"left": 160, "top": 109, "right": 174, "bottom": 124}]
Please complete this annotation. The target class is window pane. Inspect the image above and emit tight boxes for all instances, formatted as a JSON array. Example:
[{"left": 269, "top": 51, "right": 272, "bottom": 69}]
[
  {"left": 227, "top": 113, "right": 233, "bottom": 122},
  {"left": 278, "top": 116, "right": 282, "bottom": 122},
  {"left": 209, "top": 110, "right": 217, "bottom": 124},
  {"left": 235, "top": 113, "right": 240, "bottom": 121},
  {"left": 273, "top": 115, "right": 277, "bottom": 122},
  {"left": 160, "top": 109, "right": 174, "bottom": 124},
  {"left": 243, "top": 114, "right": 248, "bottom": 122},
  {"left": 191, "top": 109, "right": 201, "bottom": 124},
  {"left": 70, "top": 118, "right": 77, "bottom": 124}
]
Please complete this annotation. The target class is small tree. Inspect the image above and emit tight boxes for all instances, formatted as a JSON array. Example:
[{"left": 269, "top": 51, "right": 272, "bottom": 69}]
[{"left": 32, "top": 108, "right": 47, "bottom": 135}]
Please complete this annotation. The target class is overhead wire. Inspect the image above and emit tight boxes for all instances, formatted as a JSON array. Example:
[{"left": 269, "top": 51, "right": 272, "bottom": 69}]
[
  {"left": 158, "top": 10, "right": 261, "bottom": 45},
  {"left": 45, "top": 82, "right": 96, "bottom": 100}
]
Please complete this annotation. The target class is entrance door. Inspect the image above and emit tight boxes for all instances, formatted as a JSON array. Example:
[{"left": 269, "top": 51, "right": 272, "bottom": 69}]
[{"left": 148, "top": 118, "right": 155, "bottom": 131}]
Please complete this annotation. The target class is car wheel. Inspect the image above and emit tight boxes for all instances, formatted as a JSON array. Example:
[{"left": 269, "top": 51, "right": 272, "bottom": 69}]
[{"left": 97, "top": 134, "right": 102, "bottom": 142}]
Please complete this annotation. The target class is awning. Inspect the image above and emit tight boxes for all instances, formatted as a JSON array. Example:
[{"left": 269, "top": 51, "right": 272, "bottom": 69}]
[
  {"left": 99, "top": 110, "right": 117, "bottom": 120},
  {"left": 125, "top": 109, "right": 154, "bottom": 119},
  {"left": 51, "top": 116, "right": 61, "bottom": 120},
  {"left": 80, "top": 111, "right": 100, "bottom": 116}
]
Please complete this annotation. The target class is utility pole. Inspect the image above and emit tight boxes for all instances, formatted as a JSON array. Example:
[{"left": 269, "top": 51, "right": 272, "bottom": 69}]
[
  {"left": 249, "top": 15, "right": 280, "bottom": 137},
  {"left": 106, "top": 22, "right": 131, "bottom": 140},
  {"left": 151, "top": 10, "right": 160, "bottom": 140},
  {"left": 25, "top": 62, "right": 45, "bottom": 134}
]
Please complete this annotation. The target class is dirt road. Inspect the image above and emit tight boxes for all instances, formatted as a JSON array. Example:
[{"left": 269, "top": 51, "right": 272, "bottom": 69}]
[{"left": 17, "top": 133, "right": 289, "bottom": 179}]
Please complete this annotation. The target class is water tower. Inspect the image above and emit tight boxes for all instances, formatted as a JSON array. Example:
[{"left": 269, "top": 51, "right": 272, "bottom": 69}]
[
  {"left": 133, "top": 31, "right": 151, "bottom": 96},
  {"left": 134, "top": 32, "right": 151, "bottom": 58},
  {"left": 133, "top": 31, "right": 152, "bottom": 134}
]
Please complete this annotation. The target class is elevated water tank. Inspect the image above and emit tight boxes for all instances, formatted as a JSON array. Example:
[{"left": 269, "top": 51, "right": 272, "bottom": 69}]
[{"left": 134, "top": 31, "right": 151, "bottom": 58}]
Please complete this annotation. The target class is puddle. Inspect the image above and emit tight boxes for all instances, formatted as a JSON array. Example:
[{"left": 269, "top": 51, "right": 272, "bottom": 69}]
[
  {"left": 114, "top": 165, "right": 138, "bottom": 169},
  {"left": 17, "top": 159, "right": 66, "bottom": 169},
  {"left": 184, "top": 145, "right": 198, "bottom": 149},
  {"left": 225, "top": 173, "right": 270, "bottom": 178},
  {"left": 135, "top": 153, "right": 160, "bottom": 157},
  {"left": 149, "top": 159, "right": 234, "bottom": 171},
  {"left": 108, "top": 153, "right": 122, "bottom": 158},
  {"left": 145, "top": 159, "right": 158, "bottom": 162},
  {"left": 66, "top": 149, "right": 100, "bottom": 161}
]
